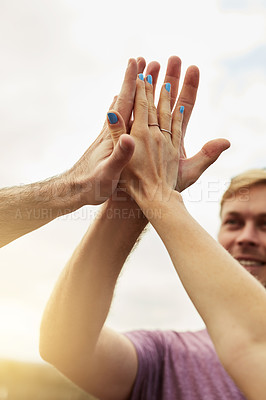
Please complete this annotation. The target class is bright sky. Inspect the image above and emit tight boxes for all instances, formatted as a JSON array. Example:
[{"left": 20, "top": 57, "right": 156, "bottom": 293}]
[{"left": 0, "top": 0, "right": 266, "bottom": 362}]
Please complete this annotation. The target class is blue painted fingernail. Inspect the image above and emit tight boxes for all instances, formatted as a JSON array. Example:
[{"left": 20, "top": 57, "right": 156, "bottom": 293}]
[
  {"left": 147, "top": 75, "right": 152, "bottom": 84},
  {"left": 138, "top": 73, "right": 144, "bottom": 81},
  {"left": 165, "top": 83, "right": 171, "bottom": 92},
  {"left": 179, "top": 106, "right": 184, "bottom": 114},
  {"left": 107, "top": 112, "right": 118, "bottom": 124}
]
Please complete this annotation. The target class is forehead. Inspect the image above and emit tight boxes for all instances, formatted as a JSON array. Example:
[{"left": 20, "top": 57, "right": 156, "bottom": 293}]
[{"left": 221, "top": 185, "right": 266, "bottom": 218}]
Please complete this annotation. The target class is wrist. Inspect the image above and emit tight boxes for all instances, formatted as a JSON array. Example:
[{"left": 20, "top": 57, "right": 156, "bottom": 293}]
[
  {"left": 135, "top": 185, "right": 184, "bottom": 221},
  {"left": 45, "top": 175, "right": 84, "bottom": 216},
  {"left": 103, "top": 189, "right": 148, "bottom": 227}
]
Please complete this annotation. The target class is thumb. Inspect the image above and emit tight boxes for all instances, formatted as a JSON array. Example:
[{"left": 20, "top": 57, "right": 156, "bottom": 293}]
[
  {"left": 106, "top": 110, "right": 135, "bottom": 174},
  {"left": 193, "top": 139, "right": 231, "bottom": 171},
  {"left": 107, "top": 110, "right": 127, "bottom": 146},
  {"left": 181, "top": 139, "right": 230, "bottom": 190},
  {"left": 105, "top": 134, "right": 135, "bottom": 176}
]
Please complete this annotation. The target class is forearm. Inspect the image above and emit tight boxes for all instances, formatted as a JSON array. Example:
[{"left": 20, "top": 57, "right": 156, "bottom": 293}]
[
  {"left": 40, "top": 194, "right": 147, "bottom": 368},
  {"left": 0, "top": 175, "right": 83, "bottom": 247},
  {"left": 137, "top": 189, "right": 266, "bottom": 352}
]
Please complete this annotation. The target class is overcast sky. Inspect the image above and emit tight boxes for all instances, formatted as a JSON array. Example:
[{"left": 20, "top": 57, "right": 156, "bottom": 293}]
[{"left": 0, "top": 0, "right": 266, "bottom": 362}]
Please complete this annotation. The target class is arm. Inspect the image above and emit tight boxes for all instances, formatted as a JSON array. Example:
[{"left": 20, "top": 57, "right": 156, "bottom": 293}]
[
  {"left": 138, "top": 191, "right": 266, "bottom": 400},
  {"left": 138, "top": 193, "right": 266, "bottom": 400},
  {"left": 114, "top": 73, "right": 265, "bottom": 400},
  {"left": 0, "top": 58, "right": 139, "bottom": 247},
  {"left": 40, "top": 194, "right": 147, "bottom": 400},
  {"left": 40, "top": 57, "right": 219, "bottom": 400}
]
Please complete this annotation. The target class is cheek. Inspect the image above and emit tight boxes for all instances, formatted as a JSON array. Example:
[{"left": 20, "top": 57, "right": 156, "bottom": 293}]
[
  {"left": 217, "top": 230, "right": 235, "bottom": 250},
  {"left": 260, "top": 235, "right": 266, "bottom": 250}
]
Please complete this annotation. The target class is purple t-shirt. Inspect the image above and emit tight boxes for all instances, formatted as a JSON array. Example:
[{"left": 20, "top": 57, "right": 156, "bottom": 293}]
[{"left": 124, "top": 329, "right": 246, "bottom": 400}]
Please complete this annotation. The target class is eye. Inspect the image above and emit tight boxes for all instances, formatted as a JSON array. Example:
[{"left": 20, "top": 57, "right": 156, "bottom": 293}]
[
  {"left": 259, "top": 220, "right": 266, "bottom": 230},
  {"left": 223, "top": 218, "right": 241, "bottom": 229},
  {"left": 224, "top": 219, "right": 238, "bottom": 225}
]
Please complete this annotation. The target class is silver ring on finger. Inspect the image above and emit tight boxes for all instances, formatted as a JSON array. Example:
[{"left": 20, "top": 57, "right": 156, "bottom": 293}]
[
  {"left": 148, "top": 123, "right": 160, "bottom": 128},
  {"left": 161, "top": 128, "right": 172, "bottom": 136}
]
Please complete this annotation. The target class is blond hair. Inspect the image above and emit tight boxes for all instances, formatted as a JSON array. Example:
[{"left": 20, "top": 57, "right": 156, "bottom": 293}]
[{"left": 220, "top": 169, "right": 266, "bottom": 211}]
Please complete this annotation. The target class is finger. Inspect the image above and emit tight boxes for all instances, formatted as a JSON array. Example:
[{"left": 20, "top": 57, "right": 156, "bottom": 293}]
[
  {"left": 163, "top": 56, "right": 182, "bottom": 110},
  {"left": 107, "top": 110, "right": 135, "bottom": 172},
  {"left": 99, "top": 95, "right": 119, "bottom": 140},
  {"left": 145, "top": 61, "right": 161, "bottom": 97},
  {"left": 105, "top": 133, "right": 135, "bottom": 177},
  {"left": 107, "top": 110, "right": 127, "bottom": 146},
  {"left": 157, "top": 83, "right": 172, "bottom": 134},
  {"left": 136, "top": 56, "right": 146, "bottom": 74},
  {"left": 109, "top": 95, "right": 118, "bottom": 110},
  {"left": 114, "top": 58, "right": 138, "bottom": 125},
  {"left": 133, "top": 74, "right": 148, "bottom": 126},
  {"left": 145, "top": 75, "right": 158, "bottom": 126},
  {"left": 172, "top": 106, "right": 184, "bottom": 149},
  {"left": 173, "top": 65, "right": 199, "bottom": 137},
  {"left": 181, "top": 139, "right": 231, "bottom": 189}
]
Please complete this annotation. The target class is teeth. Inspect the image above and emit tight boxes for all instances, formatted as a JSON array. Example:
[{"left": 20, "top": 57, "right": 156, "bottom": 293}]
[{"left": 238, "top": 260, "right": 264, "bottom": 266}]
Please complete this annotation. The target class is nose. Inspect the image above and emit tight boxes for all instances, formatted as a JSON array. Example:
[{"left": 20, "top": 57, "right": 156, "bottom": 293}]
[{"left": 236, "top": 222, "right": 259, "bottom": 247}]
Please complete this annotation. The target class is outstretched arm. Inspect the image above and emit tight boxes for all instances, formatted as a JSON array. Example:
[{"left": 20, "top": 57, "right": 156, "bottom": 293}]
[
  {"left": 40, "top": 56, "right": 226, "bottom": 400},
  {"left": 40, "top": 194, "right": 146, "bottom": 400},
  {"left": 0, "top": 59, "right": 139, "bottom": 247},
  {"left": 111, "top": 73, "right": 266, "bottom": 400}
]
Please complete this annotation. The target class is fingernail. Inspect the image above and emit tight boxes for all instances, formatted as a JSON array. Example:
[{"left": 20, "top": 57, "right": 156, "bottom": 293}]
[
  {"left": 138, "top": 73, "right": 144, "bottom": 81},
  {"left": 179, "top": 106, "right": 184, "bottom": 114},
  {"left": 147, "top": 75, "right": 152, "bottom": 85},
  {"left": 165, "top": 83, "right": 171, "bottom": 92},
  {"left": 107, "top": 112, "right": 118, "bottom": 124}
]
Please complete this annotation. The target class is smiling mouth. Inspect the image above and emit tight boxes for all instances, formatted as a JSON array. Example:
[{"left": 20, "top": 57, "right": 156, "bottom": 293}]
[{"left": 237, "top": 259, "right": 265, "bottom": 267}]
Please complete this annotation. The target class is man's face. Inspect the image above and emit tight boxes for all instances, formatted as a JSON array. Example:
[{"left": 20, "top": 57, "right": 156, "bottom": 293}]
[{"left": 218, "top": 184, "right": 266, "bottom": 287}]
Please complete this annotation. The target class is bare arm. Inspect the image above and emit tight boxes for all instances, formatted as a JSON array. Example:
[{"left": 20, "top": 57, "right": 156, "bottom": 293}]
[
  {"left": 40, "top": 194, "right": 147, "bottom": 400},
  {"left": 0, "top": 58, "right": 140, "bottom": 247},
  {"left": 0, "top": 176, "right": 81, "bottom": 247},
  {"left": 115, "top": 73, "right": 266, "bottom": 400},
  {"left": 40, "top": 56, "right": 230, "bottom": 400},
  {"left": 39, "top": 57, "right": 204, "bottom": 400},
  {"left": 138, "top": 191, "right": 266, "bottom": 400}
]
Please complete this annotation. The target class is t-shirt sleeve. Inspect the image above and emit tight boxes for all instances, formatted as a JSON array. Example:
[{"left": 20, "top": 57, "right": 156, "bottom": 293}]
[
  {"left": 123, "top": 330, "right": 166, "bottom": 400},
  {"left": 123, "top": 329, "right": 247, "bottom": 400}
]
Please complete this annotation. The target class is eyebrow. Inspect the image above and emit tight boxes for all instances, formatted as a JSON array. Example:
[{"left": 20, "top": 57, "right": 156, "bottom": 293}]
[{"left": 222, "top": 212, "right": 266, "bottom": 219}]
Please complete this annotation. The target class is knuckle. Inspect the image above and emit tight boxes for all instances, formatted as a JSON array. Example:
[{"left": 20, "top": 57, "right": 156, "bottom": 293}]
[
  {"left": 160, "top": 110, "right": 172, "bottom": 120},
  {"left": 138, "top": 98, "right": 148, "bottom": 110},
  {"left": 176, "top": 98, "right": 193, "bottom": 110},
  {"left": 148, "top": 103, "right": 157, "bottom": 115},
  {"left": 115, "top": 96, "right": 133, "bottom": 112},
  {"left": 145, "top": 82, "right": 153, "bottom": 94}
]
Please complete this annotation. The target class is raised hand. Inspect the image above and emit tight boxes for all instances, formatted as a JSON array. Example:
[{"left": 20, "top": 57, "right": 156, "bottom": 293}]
[
  {"left": 62, "top": 59, "right": 138, "bottom": 205},
  {"left": 63, "top": 57, "right": 161, "bottom": 206},
  {"left": 107, "top": 57, "right": 230, "bottom": 199},
  {"left": 148, "top": 57, "right": 230, "bottom": 192},
  {"left": 107, "top": 74, "right": 184, "bottom": 202}
]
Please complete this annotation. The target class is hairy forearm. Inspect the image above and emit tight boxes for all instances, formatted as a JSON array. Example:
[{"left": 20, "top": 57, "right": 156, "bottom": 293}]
[
  {"left": 0, "top": 175, "right": 83, "bottom": 247},
  {"left": 40, "top": 194, "right": 147, "bottom": 368}
]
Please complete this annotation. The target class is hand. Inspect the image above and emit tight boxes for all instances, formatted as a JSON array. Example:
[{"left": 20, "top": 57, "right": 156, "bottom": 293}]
[
  {"left": 107, "top": 75, "right": 183, "bottom": 202},
  {"left": 61, "top": 59, "right": 137, "bottom": 206},
  {"left": 142, "top": 56, "right": 230, "bottom": 192},
  {"left": 153, "top": 57, "right": 230, "bottom": 192},
  {"left": 170, "top": 64, "right": 230, "bottom": 191},
  {"left": 107, "top": 58, "right": 230, "bottom": 201},
  {"left": 62, "top": 57, "right": 162, "bottom": 206}
]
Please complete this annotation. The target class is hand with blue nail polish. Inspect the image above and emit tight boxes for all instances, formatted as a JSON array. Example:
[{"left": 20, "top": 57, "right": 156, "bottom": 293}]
[
  {"left": 153, "top": 60, "right": 231, "bottom": 193},
  {"left": 0, "top": 57, "right": 146, "bottom": 247},
  {"left": 62, "top": 59, "right": 142, "bottom": 206}
]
